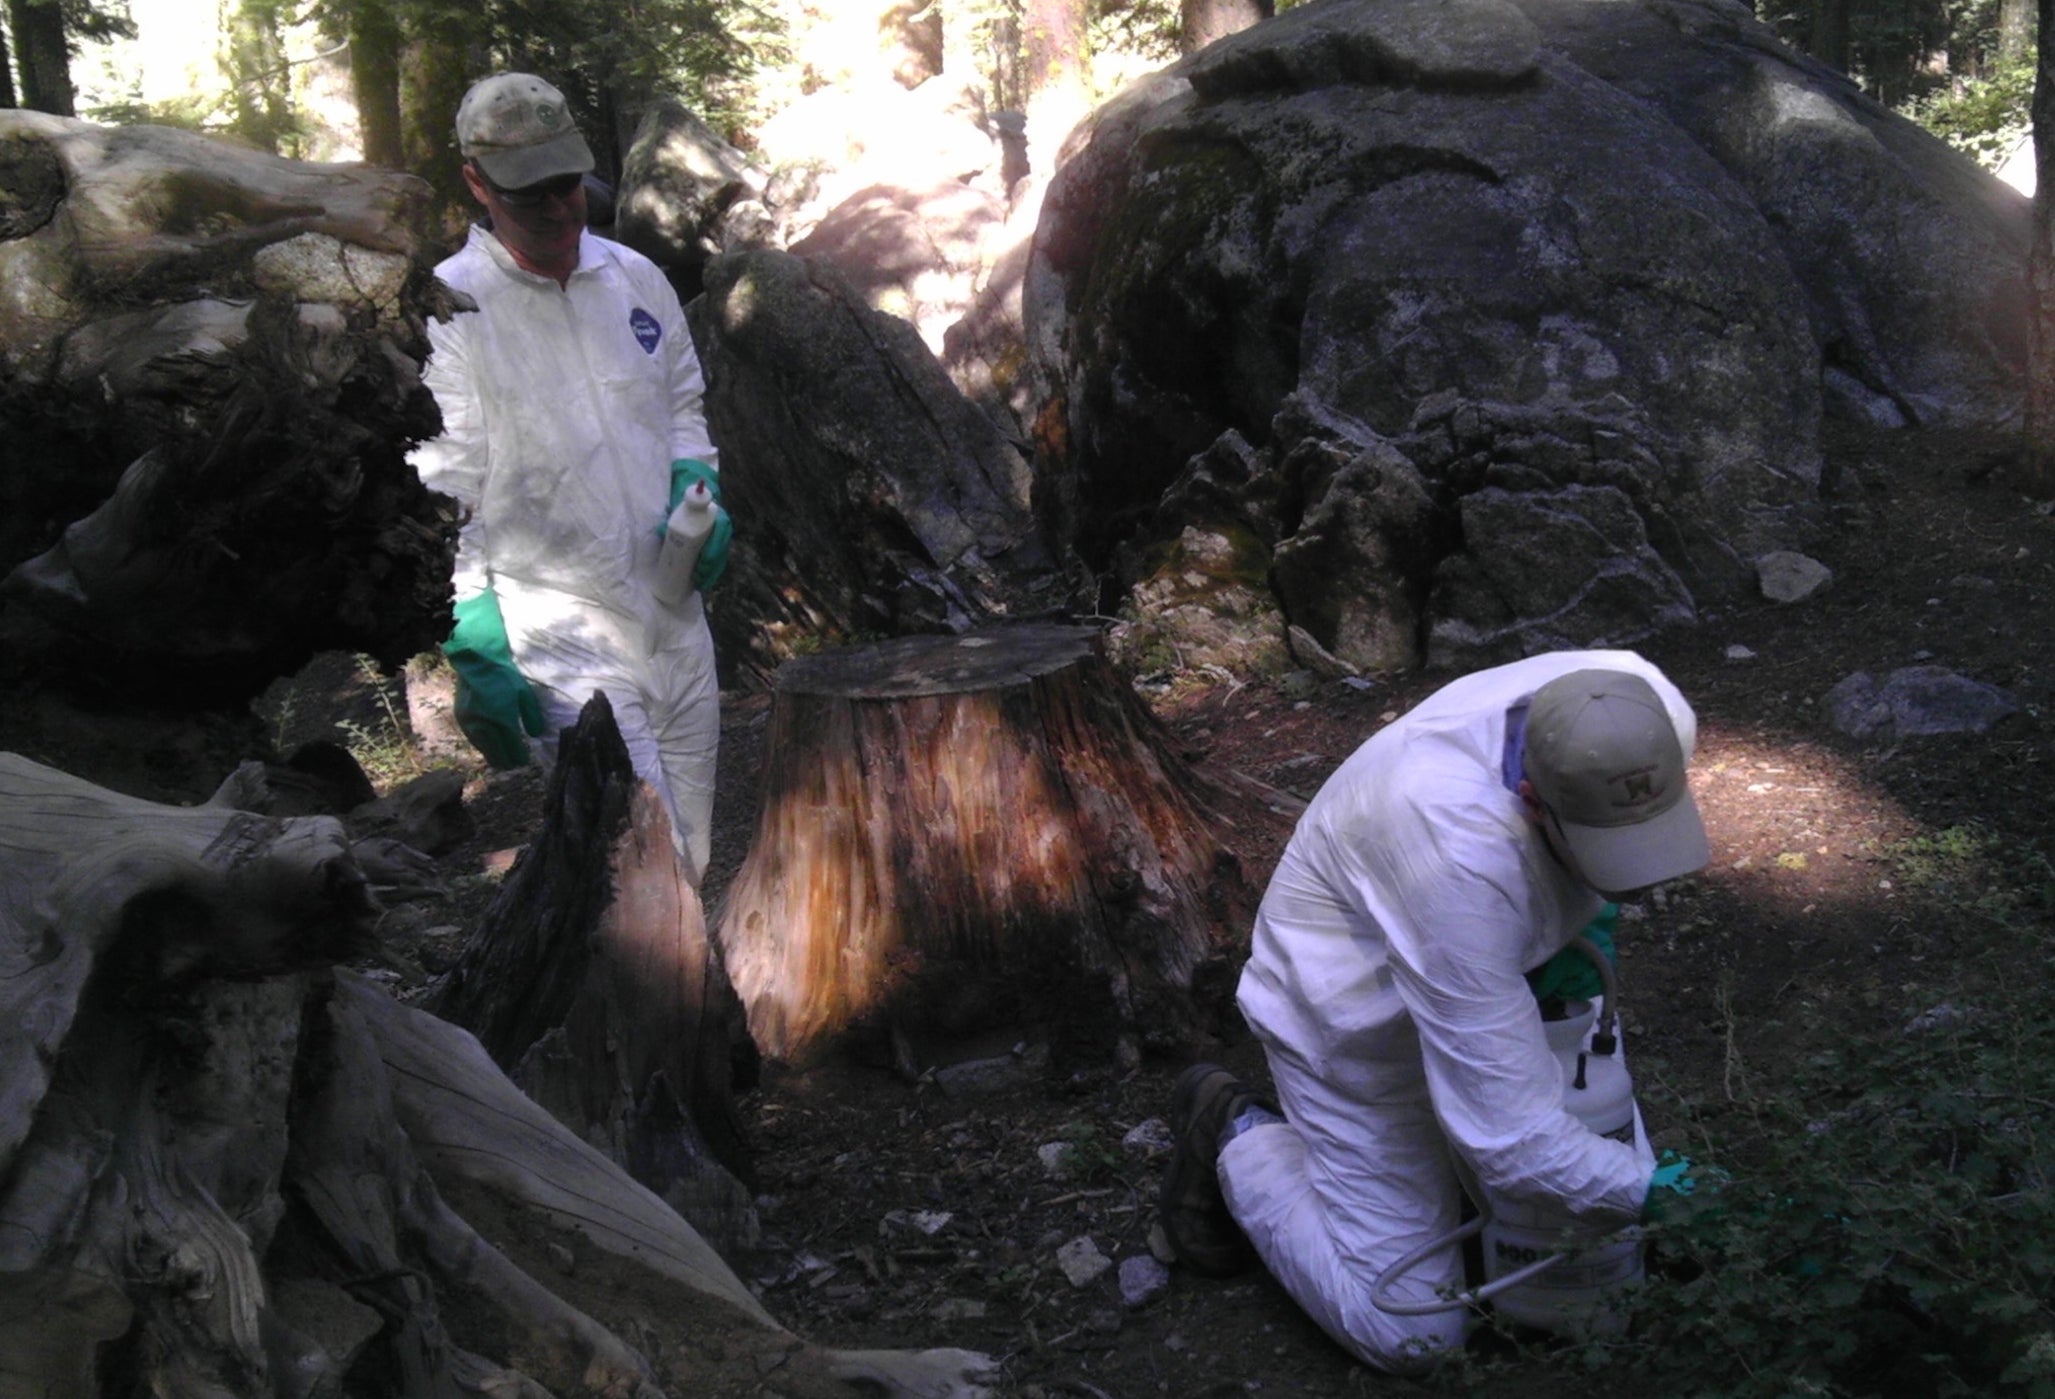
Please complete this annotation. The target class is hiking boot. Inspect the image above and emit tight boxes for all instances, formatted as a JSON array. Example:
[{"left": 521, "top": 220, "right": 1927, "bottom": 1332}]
[{"left": 1159, "top": 1063, "right": 1277, "bottom": 1276}]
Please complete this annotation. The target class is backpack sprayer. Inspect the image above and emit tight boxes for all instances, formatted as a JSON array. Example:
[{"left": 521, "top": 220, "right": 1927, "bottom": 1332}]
[{"left": 1369, "top": 934, "right": 1647, "bottom": 1338}]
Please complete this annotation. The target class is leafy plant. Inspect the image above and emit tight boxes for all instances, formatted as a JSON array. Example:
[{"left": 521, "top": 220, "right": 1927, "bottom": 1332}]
[{"left": 1438, "top": 823, "right": 2055, "bottom": 1397}]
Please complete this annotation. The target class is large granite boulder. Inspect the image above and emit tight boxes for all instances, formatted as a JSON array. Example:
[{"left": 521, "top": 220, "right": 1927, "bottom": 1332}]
[{"left": 1026, "top": 0, "right": 2029, "bottom": 675}]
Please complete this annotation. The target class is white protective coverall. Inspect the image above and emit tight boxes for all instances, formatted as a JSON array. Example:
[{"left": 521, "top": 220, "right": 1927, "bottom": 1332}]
[
  {"left": 414, "top": 225, "right": 722, "bottom": 881},
  {"left": 1224, "top": 649, "right": 1684, "bottom": 1370}
]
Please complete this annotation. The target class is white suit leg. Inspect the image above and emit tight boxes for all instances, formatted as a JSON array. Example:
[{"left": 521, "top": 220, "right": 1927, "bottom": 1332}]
[
  {"left": 643, "top": 600, "right": 720, "bottom": 884},
  {"left": 1218, "top": 1038, "right": 1476, "bottom": 1372},
  {"left": 499, "top": 587, "right": 717, "bottom": 884}
]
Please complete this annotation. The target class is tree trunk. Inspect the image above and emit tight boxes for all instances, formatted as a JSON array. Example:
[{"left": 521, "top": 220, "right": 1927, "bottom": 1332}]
[
  {"left": 2025, "top": 0, "right": 2055, "bottom": 497},
  {"left": 2002, "top": 0, "right": 2034, "bottom": 66},
  {"left": 6, "top": 0, "right": 73, "bottom": 115},
  {"left": 426, "top": 692, "right": 761, "bottom": 1257},
  {"left": 1020, "top": 0, "right": 1089, "bottom": 176},
  {"left": 0, "top": 22, "right": 18, "bottom": 108},
  {"left": 401, "top": 22, "right": 474, "bottom": 213},
  {"left": 1179, "top": 0, "right": 1271, "bottom": 55},
  {"left": 349, "top": 0, "right": 406, "bottom": 170},
  {"left": 716, "top": 623, "right": 1257, "bottom": 1073},
  {"left": 0, "top": 751, "right": 999, "bottom": 1397},
  {"left": 1809, "top": 0, "right": 1851, "bottom": 72}
]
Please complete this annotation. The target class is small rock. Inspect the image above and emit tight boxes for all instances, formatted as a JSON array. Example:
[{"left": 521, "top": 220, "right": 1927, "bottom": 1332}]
[
  {"left": 1285, "top": 627, "right": 1360, "bottom": 680},
  {"left": 931, "top": 1297, "right": 987, "bottom": 1321},
  {"left": 1123, "top": 1117, "right": 1174, "bottom": 1156},
  {"left": 1119, "top": 1254, "right": 1171, "bottom": 1309},
  {"left": 1905, "top": 1002, "right": 1973, "bottom": 1034},
  {"left": 1037, "top": 1141, "right": 1074, "bottom": 1176},
  {"left": 1280, "top": 668, "right": 1321, "bottom": 700},
  {"left": 880, "top": 1209, "right": 952, "bottom": 1237},
  {"left": 932, "top": 1042, "right": 1048, "bottom": 1096},
  {"left": 1724, "top": 644, "right": 1756, "bottom": 663},
  {"left": 1085, "top": 1307, "right": 1123, "bottom": 1335},
  {"left": 1056, "top": 1236, "right": 1113, "bottom": 1287},
  {"left": 1825, "top": 666, "right": 2020, "bottom": 742},
  {"left": 1756, "top": 550, "right": 1834, "bottom": 603},
  {"left": 1147, "top": 1220, "right": 1177, "bottom": 1265}
]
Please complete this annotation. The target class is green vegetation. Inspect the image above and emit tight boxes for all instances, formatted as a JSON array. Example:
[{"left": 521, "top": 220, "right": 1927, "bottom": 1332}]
[{"left": 1433, "top": 824, "right": 2055, "bottom": 1397}]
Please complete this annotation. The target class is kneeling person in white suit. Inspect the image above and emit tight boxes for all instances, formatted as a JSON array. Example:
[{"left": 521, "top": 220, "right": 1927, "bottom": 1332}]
[{"left": 1160, "top": 650, "right": 1714, "bottom": 1371}]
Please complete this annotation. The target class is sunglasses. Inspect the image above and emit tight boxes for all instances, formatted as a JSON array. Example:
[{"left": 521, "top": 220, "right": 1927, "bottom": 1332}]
[{"left": 480, "top": 169, "right": 584, "bottom": 208}]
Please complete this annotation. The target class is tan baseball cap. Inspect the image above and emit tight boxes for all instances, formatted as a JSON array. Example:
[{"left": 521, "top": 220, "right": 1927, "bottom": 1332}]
[
  {"left": 1525, "top": 668, "right": 1709, "bottom": 893},
  {"left": 454, "top": 73, "right": 594, "bottom": 189}
]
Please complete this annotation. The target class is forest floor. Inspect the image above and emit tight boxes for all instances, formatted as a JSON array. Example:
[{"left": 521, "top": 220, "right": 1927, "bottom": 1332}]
[{"left": 6, "top": 422, "right": 2053, "bottom": 1397}]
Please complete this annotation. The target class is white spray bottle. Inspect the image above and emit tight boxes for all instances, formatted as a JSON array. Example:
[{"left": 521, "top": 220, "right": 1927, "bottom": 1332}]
[{"left": 654, "top": 479, "right": 716, "bottom": 610}]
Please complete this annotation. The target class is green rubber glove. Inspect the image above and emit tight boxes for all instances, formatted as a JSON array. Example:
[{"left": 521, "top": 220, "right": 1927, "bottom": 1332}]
[
  {"left": 1643, "top": 1150, "right": 1727, "bottom": 1223},
  {"left": 665, "top": 457, "right": 732, "bottom": 592},
  {"left": 1527, "top": 903, "right": 1619, "bottom": 1002},
  {"left": 443, "top": 590, "right": 545, "bottom": 769}
]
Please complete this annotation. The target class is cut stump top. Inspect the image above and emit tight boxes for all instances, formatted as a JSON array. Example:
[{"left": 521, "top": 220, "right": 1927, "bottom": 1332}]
[{"left": 773, "top": 623, "right": 1106, "bottom": 699}]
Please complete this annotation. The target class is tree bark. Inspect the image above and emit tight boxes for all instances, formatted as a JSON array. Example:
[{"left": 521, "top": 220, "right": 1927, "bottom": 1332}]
[
  {"left": 716, "top": 623, "right": 1257, "bottom": 1072},
  {"left": 2002, "top": 0, "right": 2034, "bottom": 66},
  {"left": 1808, "top": 0, "right": 1851, "bottom": 72},
  {"left": 401, "top": 22, "right": 474, "bottom": 214},
  {"left": 1179, "top": 0, "right": 1271, "bottom": 55},
  {"left": 6, "top": 0, "right": 72, "bottom": 115},
  {"left": 2026, "top": 0, "right": 2055, "bottom": 497},
  {"left": 427, "top": 692, "right": 761, "bottom": 1256},
  {"left": 349, "top": 0, "right": 406, "bottom": 170},
  {"left": 0, "top": 21, "right": 18, "bottom": 107}
]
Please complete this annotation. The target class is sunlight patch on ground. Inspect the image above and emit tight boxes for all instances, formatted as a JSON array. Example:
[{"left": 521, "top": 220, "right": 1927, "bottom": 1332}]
[{"left": 1687, "top": 723, "right": 1925, "bottom": 920}]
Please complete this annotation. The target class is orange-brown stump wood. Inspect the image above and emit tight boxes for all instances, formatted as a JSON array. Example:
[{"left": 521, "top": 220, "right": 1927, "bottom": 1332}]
[{"left": 716, "top": 623, "right": 1257, "bottom": 1073}]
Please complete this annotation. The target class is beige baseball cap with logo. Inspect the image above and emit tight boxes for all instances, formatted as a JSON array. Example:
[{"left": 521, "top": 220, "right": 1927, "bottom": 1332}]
[
  {"left": 454, "top": 73, "right": 595, "bottom": 189},
  {"left": 1525, "top": 668, "right": 1710, "bottom": 892}
]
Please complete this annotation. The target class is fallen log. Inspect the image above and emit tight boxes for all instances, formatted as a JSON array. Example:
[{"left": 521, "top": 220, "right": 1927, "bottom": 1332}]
[
  {"left": 0, "top": 752, "right": 997, "bottom": 1397},
  {"left": 0, "top": 112, "right": 458, "bottom": 701}
]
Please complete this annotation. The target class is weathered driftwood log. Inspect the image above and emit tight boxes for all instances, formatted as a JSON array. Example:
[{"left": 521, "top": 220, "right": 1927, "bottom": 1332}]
[
  {"left": 427, "top": 694, "right": 759, "bottom": 1256},
  {"left": 0, "top": 752, "right": 998, "bottom": 1397},
  {"left": 715, "top": 622, "right": 1256, "bottom": 1072},
  {"left": 0, "top": 753, "right": 377, "bottom": 1398},
  {"left": 0, "top": 112, "right": 458, "bottom": 699}
]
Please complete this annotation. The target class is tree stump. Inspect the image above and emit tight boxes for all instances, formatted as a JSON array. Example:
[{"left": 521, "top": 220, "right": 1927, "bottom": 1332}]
[
  {"left": 715, "top": 622, "right": 1256, "bottom": 1073},
  {"left": 426, "top": 693, "right": 759, "bottom": 1256}
]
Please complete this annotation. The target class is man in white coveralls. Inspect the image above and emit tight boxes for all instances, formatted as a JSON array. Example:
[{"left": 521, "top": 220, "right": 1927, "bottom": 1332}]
[
  {"left": 1159, "top": 650, "right": 1713, "bottom": 1371},
  {"left": 413, "top": 72, "right": 732, "bottom": 883}
]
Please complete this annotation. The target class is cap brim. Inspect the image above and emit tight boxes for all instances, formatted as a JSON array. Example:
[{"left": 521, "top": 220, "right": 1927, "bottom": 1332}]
[
  {"left": 472, "top": 130, "right": 594, "bottom": 189},
  {"left": 1556, "top": 792, "right": 1710, "bottom": 894}
]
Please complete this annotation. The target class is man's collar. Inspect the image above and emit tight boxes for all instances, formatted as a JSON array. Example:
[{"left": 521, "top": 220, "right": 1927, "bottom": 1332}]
[{"left": 470, "top": 222, "right": 596, "bottom": 283}]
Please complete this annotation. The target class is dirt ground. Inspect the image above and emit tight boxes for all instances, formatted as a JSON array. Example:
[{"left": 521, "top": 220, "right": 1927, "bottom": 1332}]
[{"left": 4, "top": 421, "right": 2051, "bottom": 1397}]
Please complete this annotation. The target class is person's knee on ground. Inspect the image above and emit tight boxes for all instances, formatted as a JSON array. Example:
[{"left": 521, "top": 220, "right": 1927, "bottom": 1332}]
[{"left": 1217, "top": 1097, "right": 1474, "bottom": 1374}]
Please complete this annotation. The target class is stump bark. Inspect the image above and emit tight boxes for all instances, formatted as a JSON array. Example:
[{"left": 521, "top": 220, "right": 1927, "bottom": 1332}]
[
  {"left": 427, "top": 693, "right": 760, "bottom": 1256},
  {"left": 715, "top": 622, "right": 1255, "bottom": 1072}
]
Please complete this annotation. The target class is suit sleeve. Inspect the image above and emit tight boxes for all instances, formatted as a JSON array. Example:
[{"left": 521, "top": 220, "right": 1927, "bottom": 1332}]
[
  {"left": 1342, "top": 799, "right": 1650, "bottom": 1222},
  {"left": 413, "top": 309, "right": 495, "bottom": 600}
]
